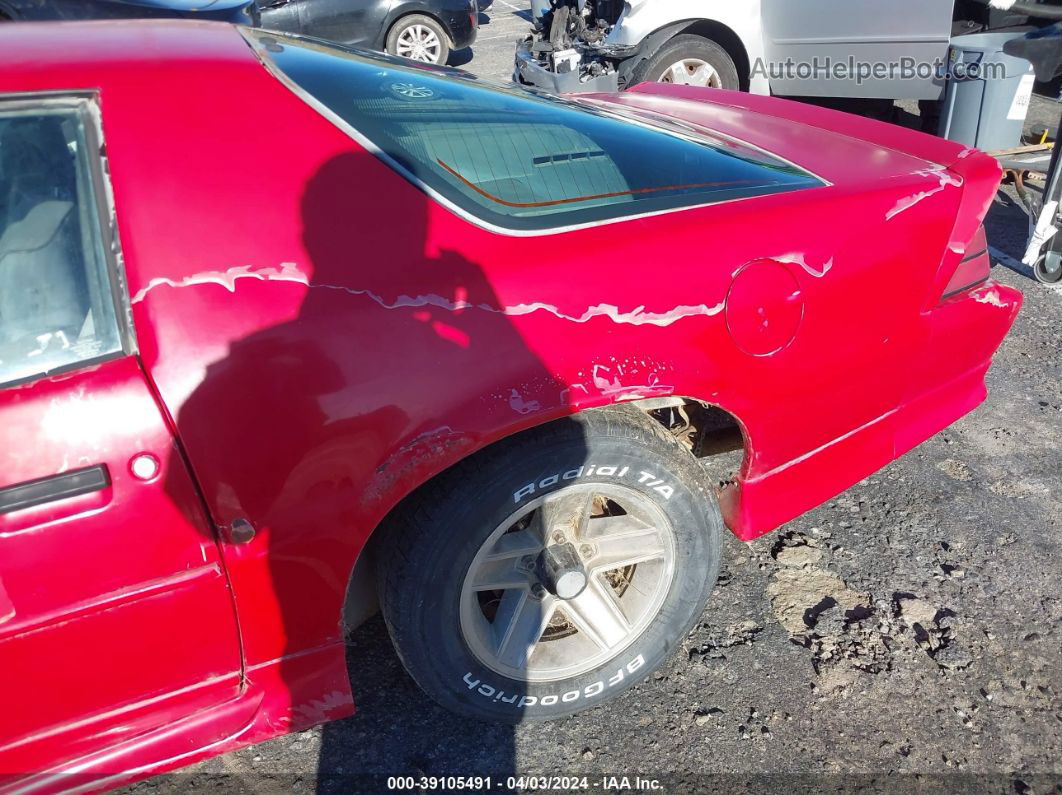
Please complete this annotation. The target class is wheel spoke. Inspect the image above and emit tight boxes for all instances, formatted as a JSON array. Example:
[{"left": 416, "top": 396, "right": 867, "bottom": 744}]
[
  {"left": 667, "top": 62, "right": 690, "bottom": 84},
  {"left": 469, "top": 557, "right": 527, "bottom": 591},
  {"left": 584, "top": 515, "right": 666, "bottom": 572},
  {"left": 469, "top": 529, "right": 540, "bottom": 590},
  {"left": 537, "top": 488, "right": 594, "bottom": 541},
  {"left": 562, "top": 578, "right": 631, "bottom": 650},
  {"left": 493, "top": 589, "right": 556, "bottom": 670},
  {"left": 691, "top": 63, "right": 716, "bottom": 87}
]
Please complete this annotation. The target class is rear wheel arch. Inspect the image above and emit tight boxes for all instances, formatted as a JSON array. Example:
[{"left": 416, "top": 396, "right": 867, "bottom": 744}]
[
  {"left": 341, "top": 396, "right": 750, "bottom": 634},
  {"left": 386, "top": 8, "right": 453, "bottom": 41},
  {"left": 676, "top": 19, "right": 750, "bottom": 91},
  {"left": 621, "top": 19, "right": 750, "bottom": 92},
  {"left": 365, "top": 401, "right": 742, "bottom": 720}
]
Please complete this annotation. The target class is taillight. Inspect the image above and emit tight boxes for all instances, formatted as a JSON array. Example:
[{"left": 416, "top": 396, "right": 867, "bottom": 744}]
[{"left": 942, "top": 224, "right": 990, "bottom": 300}]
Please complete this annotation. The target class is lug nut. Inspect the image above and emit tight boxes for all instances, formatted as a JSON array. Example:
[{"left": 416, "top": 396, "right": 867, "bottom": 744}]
[
  {"left": 552, "top": 531, "right": 565, "bottom": 543},
  {"left": 579, "top": 544, "right": 593, "bottom": 558},
  {"left": 531, "top": 583, "right": 547, "bottom": 599}
]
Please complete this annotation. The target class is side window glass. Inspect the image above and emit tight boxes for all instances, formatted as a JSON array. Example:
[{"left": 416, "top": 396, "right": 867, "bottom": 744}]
[{"left": 0, "top": 104, "right": 124, "bottom": 386}]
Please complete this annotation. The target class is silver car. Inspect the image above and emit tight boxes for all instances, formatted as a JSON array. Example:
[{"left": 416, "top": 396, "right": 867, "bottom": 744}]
[{"left": 515, "top": 0, "right": 1029, "bottom": 98}]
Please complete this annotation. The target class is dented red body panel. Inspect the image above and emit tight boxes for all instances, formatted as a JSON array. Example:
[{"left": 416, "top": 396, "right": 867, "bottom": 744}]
[{"left": 0, "top": 21, "right": 1021, "bottom": 791}]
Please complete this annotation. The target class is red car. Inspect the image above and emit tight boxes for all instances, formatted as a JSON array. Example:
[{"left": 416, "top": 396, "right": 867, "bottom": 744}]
[{"left": 0, "top": 20, "right": 1020, "bottom": 791}]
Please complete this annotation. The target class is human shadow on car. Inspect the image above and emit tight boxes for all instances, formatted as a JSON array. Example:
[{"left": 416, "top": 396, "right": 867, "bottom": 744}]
[{"left": 164, "top": 149, "right": 582, "bottom": 789}]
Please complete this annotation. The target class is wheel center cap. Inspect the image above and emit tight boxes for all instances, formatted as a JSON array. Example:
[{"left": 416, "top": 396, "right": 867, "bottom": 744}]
[{"left": 536, "top": 543, "right": 588, "bottom": 600}]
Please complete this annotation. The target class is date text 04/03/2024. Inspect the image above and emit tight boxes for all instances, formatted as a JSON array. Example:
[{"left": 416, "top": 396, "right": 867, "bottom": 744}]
[{"left": 386, "top": 775, "right": 665, "bottom": 791}]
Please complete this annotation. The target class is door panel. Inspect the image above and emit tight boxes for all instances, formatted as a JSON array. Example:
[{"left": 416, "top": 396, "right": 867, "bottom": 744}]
[
  {"left": 0, "top": 363, "right": 244, "bottom": 774},
  {"left": 0, "top": 97, "right": 242, "bottom": 774},
  {"left": 301, "top": 0, "right": 392, "bottom": 48},
  {"left": 258, "top": 0, "right": 305, "bottom": 35},
  {"left": 761, "top": 0, "right": 954, "bottom": 99}
]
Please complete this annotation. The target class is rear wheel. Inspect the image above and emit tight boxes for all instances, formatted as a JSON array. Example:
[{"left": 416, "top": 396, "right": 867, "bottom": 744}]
[
  {"left": 386, "top": 14, "right": 451, "bottom": 66},
  {"left": 632, "top": 34, "right": 740, "bottom": 90},
  {"left": 376, "top": 407, "right": 722, "bottom": 722}
]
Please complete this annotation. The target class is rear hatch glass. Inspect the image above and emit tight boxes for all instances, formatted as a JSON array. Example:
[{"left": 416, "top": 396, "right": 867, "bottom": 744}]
[{"left": 248, "top": 31, "right": 825, "bottom": 232}]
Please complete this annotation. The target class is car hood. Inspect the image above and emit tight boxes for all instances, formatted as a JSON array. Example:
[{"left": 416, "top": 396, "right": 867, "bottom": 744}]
[{"left": 575, "top": 84, "right": 973, "bottom": 187}]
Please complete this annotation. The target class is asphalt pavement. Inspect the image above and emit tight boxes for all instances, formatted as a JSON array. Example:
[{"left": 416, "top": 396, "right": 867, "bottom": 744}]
[{"left": 455, "top": 1, "right": 532, "bottom": 81}]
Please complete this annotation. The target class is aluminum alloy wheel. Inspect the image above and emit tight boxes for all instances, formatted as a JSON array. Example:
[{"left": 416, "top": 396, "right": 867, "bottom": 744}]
[
  {"left": 459, "top": 484, "right": 676, "bottom": 682},
  {"left": 395, "top": 24, "right": 443, "bottom": 63},
  {"left": 658, "top": 58, "right": 721, "bottom": 88}
]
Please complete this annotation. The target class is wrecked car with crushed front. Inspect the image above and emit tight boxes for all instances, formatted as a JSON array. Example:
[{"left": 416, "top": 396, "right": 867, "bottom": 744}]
[{"left": 515, "top": 0, "right": 1053, "bottom": 97}]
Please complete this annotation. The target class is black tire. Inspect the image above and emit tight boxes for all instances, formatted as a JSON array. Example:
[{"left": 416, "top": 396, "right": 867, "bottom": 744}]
[
  {"left": 385, "top": 14, "right": 451, "bottom": 66},
  {"left": 631, "top": 34, "right": 740, "bottom": 90},
  {"left": 376, "top": 406, "right": 723, "bottom": 723}
]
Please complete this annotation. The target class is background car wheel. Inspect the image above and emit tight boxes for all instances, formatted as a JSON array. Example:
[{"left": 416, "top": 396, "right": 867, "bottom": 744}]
[
  {"left": 633, "top": 34, "right": 739, "bottom": 90},
  {"left": 376, "top": 406, "right": 723, "bottom": 723},
  {"left": 1033, "top": 252, "right": 1062, "bottom": 284},
  {"left": 386, "top": 14, "right": 451, "bottom": 66}
]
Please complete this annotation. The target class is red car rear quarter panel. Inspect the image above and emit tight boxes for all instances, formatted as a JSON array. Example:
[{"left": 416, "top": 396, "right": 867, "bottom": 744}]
[
  {"left": 0, "top": 25, "right": 1019, "bottom": 743},
  {"left": 113, "top": 74, "right": 979, "bottom": 663}
]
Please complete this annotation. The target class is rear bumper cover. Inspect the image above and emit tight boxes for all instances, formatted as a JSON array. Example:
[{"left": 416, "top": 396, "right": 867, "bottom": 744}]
[
  {"left": 721, "top": 280, "right": 1023, "bottom": 541},
  {"left": 440, "top": 5, "right": 477, "bottom": 50}
]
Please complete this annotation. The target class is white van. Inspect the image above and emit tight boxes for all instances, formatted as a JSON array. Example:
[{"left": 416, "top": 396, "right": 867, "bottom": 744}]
[{"left": 515, "top": 0, "right": 1037, "bottom": 98}]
